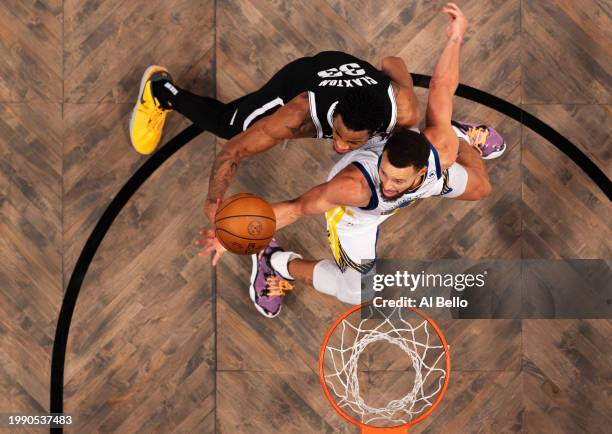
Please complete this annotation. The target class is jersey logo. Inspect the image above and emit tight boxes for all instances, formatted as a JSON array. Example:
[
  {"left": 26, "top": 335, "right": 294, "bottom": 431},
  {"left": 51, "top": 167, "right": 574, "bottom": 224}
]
[
  {"left": 317, "top": 63, "right": 366, "bottom": 78},
  {"left": 317, "top": 63, "right": 378, "bottom": 87},
  {"left": 440, "top": 169, "right": 453, "bottom": 195},
  {"left": 164, "top": 82, "right": 179, "bottom": 95}
]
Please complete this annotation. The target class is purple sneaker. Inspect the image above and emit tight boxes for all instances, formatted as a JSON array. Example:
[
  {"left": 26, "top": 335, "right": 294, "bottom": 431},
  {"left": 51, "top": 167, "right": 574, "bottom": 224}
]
[
  {"left": 452, "top": 120, "right": 506, "bottom": 160},
  {"left": 249, "top": 240, "right": 294, "bottom": 318}
]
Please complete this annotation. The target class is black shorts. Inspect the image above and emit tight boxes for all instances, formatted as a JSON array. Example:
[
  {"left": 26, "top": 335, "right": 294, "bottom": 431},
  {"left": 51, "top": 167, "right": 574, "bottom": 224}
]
[{"left": 219, "top": 57, "right": 312, "bottom": 138}]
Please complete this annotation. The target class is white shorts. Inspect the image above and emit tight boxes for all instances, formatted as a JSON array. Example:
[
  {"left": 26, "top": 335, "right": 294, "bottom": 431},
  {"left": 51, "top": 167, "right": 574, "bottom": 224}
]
[
  {"left": 325, "top": 206, "right": 378, "bottom": 274},
  {"left": 438, "top": 162, "right": 469, "bottom": 198}
]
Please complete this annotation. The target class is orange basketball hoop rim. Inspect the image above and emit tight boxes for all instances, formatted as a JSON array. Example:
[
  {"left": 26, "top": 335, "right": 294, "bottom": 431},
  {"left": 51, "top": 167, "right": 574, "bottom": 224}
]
[{"left": 318, "top": 303, "right": 451, "bottom": 433}]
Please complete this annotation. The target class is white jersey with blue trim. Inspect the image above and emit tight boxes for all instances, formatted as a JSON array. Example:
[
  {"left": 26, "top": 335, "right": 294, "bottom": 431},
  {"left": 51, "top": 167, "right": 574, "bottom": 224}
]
[{"left": 326, "top": 132, "right": 444, "bottom": 230}]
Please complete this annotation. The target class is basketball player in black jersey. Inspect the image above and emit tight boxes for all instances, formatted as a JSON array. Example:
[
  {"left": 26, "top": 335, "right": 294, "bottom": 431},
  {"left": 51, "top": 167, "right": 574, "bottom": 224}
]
[{"left": 129, "top": 51, "right": 421, "bottom": 222}]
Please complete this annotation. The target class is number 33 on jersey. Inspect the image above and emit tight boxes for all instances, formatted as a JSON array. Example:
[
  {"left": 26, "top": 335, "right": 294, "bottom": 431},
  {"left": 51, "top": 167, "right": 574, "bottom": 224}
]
[{"left": 316, "top": 62, "right": 379, "bottom": 87}]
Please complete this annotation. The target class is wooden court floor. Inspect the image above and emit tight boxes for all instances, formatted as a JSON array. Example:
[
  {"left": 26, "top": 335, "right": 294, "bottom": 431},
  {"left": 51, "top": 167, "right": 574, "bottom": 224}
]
[{"left": 1, "top": 0, "right": 610, "bottom": 433}]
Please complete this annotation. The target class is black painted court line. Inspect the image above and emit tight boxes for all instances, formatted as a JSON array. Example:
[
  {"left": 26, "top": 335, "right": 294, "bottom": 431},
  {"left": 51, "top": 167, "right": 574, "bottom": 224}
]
[
  {"left": 49, "top": 78, "right": 611, "bottom": 433},
  {"left": 49, "top": 124, "right": 202, "bottom": 433}
]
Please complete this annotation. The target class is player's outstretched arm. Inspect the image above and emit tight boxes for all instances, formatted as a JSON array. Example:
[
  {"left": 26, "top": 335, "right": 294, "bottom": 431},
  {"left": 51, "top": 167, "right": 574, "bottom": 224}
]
[
  {"left": 196, "top": 166, "right": 369, "bottom": 267},
  {"left": 205, "top": 96, "right": 310, "bottom": 223},
  {"left": 380, "top": 56, "right": 420, "bottom": 127},
  {"left": 272, "top": 165, "right": 371, "bottom": 231},
  {"left": 423, "top": 3, "right": 468, "bottom": 169}
]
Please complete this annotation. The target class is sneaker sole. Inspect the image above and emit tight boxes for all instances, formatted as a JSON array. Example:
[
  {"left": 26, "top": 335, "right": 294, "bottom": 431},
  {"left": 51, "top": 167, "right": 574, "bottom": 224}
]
[
  {"left": 249, "top": 254, "right": 280, "bottom": 319},
  {"left": 129, "top": 65, "right": 164, "bottom": 154},
  {"left": 482, "top": 142, "right": 507, "bottom": 160}
]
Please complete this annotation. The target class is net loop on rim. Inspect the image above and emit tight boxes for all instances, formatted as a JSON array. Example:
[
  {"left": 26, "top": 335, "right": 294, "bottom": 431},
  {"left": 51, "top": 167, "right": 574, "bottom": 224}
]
[{"left": 323, "top": 304, "right": 449, "bottom": 427}]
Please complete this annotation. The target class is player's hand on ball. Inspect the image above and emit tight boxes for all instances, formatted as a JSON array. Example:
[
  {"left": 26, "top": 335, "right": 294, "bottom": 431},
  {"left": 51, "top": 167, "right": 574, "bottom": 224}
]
[
  {"left": 196, "top": 229, "right": 226, "bottom": 266},
  {"left": 443, "top": 3, "right": 467, "bottom": 42}
]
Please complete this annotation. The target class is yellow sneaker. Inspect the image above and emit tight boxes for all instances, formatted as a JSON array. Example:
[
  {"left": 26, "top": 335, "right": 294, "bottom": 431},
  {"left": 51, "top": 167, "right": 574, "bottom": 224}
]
[{"left": 129, "top": 65, "right": 173, "bottom": 155}]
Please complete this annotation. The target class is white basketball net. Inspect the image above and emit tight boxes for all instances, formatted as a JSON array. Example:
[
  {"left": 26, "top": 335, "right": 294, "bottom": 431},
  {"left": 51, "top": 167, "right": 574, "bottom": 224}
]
[{"left": 323, "top": 306, "right": 448, "bottom": 426}]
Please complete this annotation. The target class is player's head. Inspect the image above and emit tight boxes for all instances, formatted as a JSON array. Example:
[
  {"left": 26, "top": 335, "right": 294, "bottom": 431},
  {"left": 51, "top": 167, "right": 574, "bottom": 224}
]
[
  {"left": 332, "top": 87, "right": 386, "bottom": 154},
  {"left": 379, "top": 129, "right": 430, "bottom": 200}
]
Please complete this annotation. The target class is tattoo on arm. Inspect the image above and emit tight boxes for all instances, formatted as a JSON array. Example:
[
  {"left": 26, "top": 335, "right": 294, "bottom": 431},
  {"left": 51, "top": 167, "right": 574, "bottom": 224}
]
[{"left": 208, "top": 152, "right": 239, "bottom": 202}]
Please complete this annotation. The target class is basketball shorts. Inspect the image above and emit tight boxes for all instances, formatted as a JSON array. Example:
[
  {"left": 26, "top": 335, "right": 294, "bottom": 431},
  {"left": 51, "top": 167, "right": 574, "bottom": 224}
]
[
  {"left": 325, "top": 206, "right": 379, "bottom": 275},
  {"left": 221, "top": 57, "right": 312, "bottom": 138}
]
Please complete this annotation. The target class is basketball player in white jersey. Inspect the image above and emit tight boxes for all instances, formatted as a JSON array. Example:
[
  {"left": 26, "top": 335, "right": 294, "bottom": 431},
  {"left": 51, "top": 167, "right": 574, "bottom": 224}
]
[{"left": 198, "top": 3, "right": 506, "bottom": 317}]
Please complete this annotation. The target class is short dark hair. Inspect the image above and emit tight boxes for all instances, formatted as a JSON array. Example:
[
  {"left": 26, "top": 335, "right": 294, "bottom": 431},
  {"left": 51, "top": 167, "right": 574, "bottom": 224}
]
[
  {"left": 334, "top": 87, "right": 386, "bottom": 133},
  {"left": 383, "top": 129, "right": 430, "bottom": 169}
]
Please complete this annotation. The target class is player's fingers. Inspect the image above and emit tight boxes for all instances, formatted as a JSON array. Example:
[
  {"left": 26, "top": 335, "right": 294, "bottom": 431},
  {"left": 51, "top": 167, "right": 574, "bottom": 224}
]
[
  {"left": 442, "top": 7, "right": 456, "bottom": 17},
  {"left": 198, "top": 245, "right": 215, "bottom": 256},
  {"left": 443, "top": 7, "right": 458, "bottom": 16},
  {"left": 212, "top": 251, "right": 222, "bottom": 267},
  {"left": 449, "top": 3, "right": 464, "bottom": 17},
  {"left": 444, "top": 3, "right": 459, "bottom": 12},
  {"left": 195, "top": 231, "right": 216, "bottom": 243}
]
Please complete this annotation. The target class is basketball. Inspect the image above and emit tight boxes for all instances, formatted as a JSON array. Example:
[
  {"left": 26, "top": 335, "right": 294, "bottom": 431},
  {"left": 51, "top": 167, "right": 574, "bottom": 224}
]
[{"left": 214, "top": 193, "right": 276, "bottom": 255}]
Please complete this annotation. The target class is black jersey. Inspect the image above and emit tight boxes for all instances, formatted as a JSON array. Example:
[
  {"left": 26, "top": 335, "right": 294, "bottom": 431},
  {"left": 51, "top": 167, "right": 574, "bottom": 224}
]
[
  {"left": 301, "top": 51, "right": 397, "bottom": 138},
  {"left": 225, "top": 51, "right": 397, "bottom": 138}
]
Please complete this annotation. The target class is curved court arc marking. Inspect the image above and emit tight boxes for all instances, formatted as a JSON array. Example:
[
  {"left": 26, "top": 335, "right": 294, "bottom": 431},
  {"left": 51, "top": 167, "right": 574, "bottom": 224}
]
[
  {"left": 49, "top": 124, "right": 202, "bottom": 433},
  {"left": 49, "top": 75, "right": 612, "bottom": 433}
]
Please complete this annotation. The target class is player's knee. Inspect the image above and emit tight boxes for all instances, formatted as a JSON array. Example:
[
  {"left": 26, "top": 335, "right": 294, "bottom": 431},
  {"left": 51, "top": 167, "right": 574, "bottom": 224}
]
[
  {"left": 337, "top": 269, "right": 363, "bottom": 305},
  {"left": 313, "top": 260, "right": 361, "bottom": 304}
]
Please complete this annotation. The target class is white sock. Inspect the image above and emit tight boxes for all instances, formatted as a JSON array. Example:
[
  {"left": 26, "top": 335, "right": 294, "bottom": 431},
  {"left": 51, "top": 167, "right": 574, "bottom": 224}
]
[
  {"left": 452, "top": 125, "right": 471, "bottom": 145},
  {"left": 270, "top": 251, "right": 303, "bottom": 280}
]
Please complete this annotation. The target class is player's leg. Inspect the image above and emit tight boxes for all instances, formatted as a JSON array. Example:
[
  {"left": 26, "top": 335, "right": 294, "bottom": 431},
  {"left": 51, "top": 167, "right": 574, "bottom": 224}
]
[
  {"left": 129, "top": 66, "right": 176, "bottom": 154},
  {"left": 151, "top": 79, "right": 239, "bottom": 139},
  {"left": 248, "top": 214, "right": 378, "bottom": 316},
  {"left": 248, "top": 243, "right": 363, "bottom": 317},
  {"left": 285, "top": 214, "right": 378, "bottom": 305},
  {"left": 275, "top": 257, "right": 364, "bottom": 305},
  {"left": 129, "top": 65, "right": 237, "bottom": 154},
  {"left": 151, "top": 55, "right": 313, "bottom": 139},
  {"left": 212, "top": 55, "right": 313, "bottom": 136},
  {"left": 284, "top": 258, "right": 318, "bottom": 286},
  {"left": 130, "top": 56, "right": 312, "bottom": 154}
]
